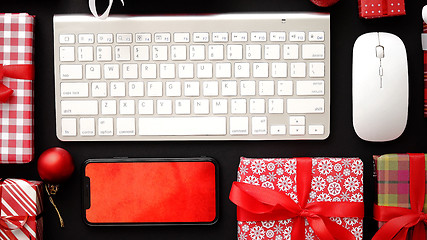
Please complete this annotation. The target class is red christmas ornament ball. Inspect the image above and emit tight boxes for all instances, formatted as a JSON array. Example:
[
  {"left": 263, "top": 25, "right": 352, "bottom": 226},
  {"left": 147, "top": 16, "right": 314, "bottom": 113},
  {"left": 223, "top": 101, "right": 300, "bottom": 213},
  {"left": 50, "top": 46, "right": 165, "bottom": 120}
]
[
  {"left": 310, "top": 0, "right": 340, "bottom": 7},
  {"left": 37, "top": 147, "right": 75, "bottom": 184}
]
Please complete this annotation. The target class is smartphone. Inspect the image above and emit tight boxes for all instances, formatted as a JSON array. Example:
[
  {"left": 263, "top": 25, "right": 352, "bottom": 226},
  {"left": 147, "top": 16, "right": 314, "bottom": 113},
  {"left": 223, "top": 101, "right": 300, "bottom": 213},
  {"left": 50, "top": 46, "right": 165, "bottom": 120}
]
[{"left": 82, "top": 157, "right": 218, "bottom": 226}]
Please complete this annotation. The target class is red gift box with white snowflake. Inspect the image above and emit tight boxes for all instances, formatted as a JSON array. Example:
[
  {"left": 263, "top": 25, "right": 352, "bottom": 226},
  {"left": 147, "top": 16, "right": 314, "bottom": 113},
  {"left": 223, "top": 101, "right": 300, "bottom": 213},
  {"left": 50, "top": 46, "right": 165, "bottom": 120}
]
[
  {"left": 229, "top": 157, "right": 364, "bottom": 240},
  {"left": 359, "top": 0, "right": 405, "bottom": 19}
]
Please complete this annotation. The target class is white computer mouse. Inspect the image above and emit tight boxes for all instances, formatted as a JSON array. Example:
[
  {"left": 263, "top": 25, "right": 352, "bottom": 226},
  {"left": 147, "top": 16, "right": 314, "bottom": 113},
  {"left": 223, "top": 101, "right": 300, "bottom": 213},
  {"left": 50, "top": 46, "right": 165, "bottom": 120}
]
[{"left": 352, "top": 32, "right": 408, "bottom": 142}]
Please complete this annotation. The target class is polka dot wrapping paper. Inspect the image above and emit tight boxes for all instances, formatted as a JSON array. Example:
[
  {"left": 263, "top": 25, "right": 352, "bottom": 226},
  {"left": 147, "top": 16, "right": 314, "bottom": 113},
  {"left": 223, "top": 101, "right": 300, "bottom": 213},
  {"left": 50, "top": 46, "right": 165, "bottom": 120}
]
[
  {"left": 359, "top": 0, "right": 405, "bottom": 19},
  {"left": 233, "top": 157, "right": 364, "bottom": 240}
]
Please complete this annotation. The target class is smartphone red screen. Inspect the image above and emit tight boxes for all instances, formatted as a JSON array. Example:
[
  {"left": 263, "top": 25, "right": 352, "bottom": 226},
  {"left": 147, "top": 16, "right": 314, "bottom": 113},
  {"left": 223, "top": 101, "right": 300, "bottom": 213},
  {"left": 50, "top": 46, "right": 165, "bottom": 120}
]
[{"left": 84, "top": 159, "right": 217, "bottom": 225}]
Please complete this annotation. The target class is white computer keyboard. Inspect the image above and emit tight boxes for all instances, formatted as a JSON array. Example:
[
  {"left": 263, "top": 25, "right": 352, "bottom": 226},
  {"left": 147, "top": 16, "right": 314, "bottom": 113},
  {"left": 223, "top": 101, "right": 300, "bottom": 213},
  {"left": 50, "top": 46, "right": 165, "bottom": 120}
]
[{"left": 53, "top": 13, "right": 330, "bottom": 141}]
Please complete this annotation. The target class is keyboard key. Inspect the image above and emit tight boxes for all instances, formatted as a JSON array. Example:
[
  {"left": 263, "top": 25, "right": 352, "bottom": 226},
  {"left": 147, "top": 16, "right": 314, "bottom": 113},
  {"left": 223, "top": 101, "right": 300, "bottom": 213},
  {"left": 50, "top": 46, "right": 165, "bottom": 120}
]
[
  {"left": 253, "top": 63, "right": 269, "bottom": 78},
  {"left": 290, "top": 63, "right": 306, "bottom": 78},
  {"left": 296, "top": 80, "right": 325, "bottom": 96},
  {"left": 160, "top": 64, "right": 175, "bottom": 79},
  {"left": 129, "top": 82, "right": 144, "bottom": 97},
  {"left": 234, "top": 63, "right": 249, "bottom": 78},
  {"left": 271, "top": 125, "right": 286, "bottom": 135},
  {"left": 154, "top": 33, "right": 171, "bottom": 43},
  {"left": 80, "top": 118, "right": 95, "bottom": 136},
  {"left": 212, "top": 99, "right": 228, "bottom": 114},
  {"left": 171, "top": 45, "right": 187, "bottom": 60},
  {"left": 289, "top": 116, "right": 305, "bottom": 125},
  {"left": 175, "top": 99, "right": 191, "bottom": 115},
  {"left": 250, "top": 99, "right": 265, "bottom": 114},
  {"left": 190, "top": 45, "right": 205, "bottom": 60},
  {"left": 147, "top": 82, "right": 163, "bottom": 97},
  {"left": 309, "top": 32, "right": 325, "bottom": 42},
  {"left": 265, "top": 45, "right": 280, "bottom": 60},
  {"left": 115, "top": 46, "right": 131, "bottom": 61},
  {"left": 60, "top": 47, "right": 75, "bottom": 62},
  {"left": 197, "top": 63, "right": 213, "bottom": 79},
  {"left": 222, "top": 80, "right": 237, "bottom": 96},
  {"left": 139, "top": 100, "right": 154, "bottom": 114},
  {"left": 215, "top": 63, "right": 231, "bottom": 78},
  {"left": 178, "top": 64, "right": 194, "bottom": 79},
  {"left": 268, "top": 99, "right": 284, "bottom": 114},
  {"left": 60, "top": 65, "right": 82, "bottom": 80},
  {"left": 61, "top": 82, "right": 88, "bottom": 97},
  {"left": 174, "top": 33, "right": 190, "bottom": 43},
  {"left": 270, "top": 32, "right": 286, "bottom": 42},
  {"left": 97, "top": 46, "right": 112, "bottom": 61},
  {"left": 272, "top": 62, "right": 287, "bottom": 78},
  {"left": 135, "top": 33, "right": 151, "bottom": 43},
  {"left": 59, "top": 34, "right": 75, "bottom": 44},
  {"left": 289, "top": 125, "right": 305, "bottom": 135},
  {"left": 289, "top": 32, "right": 305, "bottom": 42},
  {"left": 104, "top": 64, "right": 120, "bottom": 79},
  {"left": 208, "top": 45, "right": 224, "bottom": 60},
  {"left": 92, "top": 82, "right": 107, "bottom": 97},
  {"left": 62, "top": 118, "right": 77, "bottom": 136},
  {"left": 251, "top": 32, "right": 267, "bottom": 42},
  {"left": 141, "top": 64, "right": 157, "bottom": 79},
  {"left": 246, "top": 45, "right": 261, "bottom": 60},
  {"left": 230, "top": 117, "right": 248, "bottom": 135},
  {"left": 166, "top": 82, "right": 181, "bottom": 97},
  {"left": 157, "top": 100, "right": 172, "bottom": 115},
  {"left": 309, "top": 125, "right": 325, "bottom": 135},
  {"left": 252, "top": 117, "right": 267, "bottom": 135},
  {"left": 231, "top": 99, "right": 246, "bottom": 114},
  {"left": 152, "top": 46, "right": 168, "bottom": 61},
  {"left": 117, "top": 118, "right": 136, "bottom": 136},
  {"left": 287, "top": 99, "right": 325, "bottom": 114},
  {"left": 78, "top": 47, "right": 93, "bottom": 62},
  {"left": 241, "top": 81, "right": 256, "bottom": 96},
  {"left": 283, "top": 45, "right": 299, "bottom": 60},
  {"left": 117, "top": 33, "right": 132, "bottom": 43},
  {"left": 110, "top": 82, "right": 126, "bottom": 96},
  {"left": 212, "top": 32, "right": 228, "bottom": 42},
  {"left": 123, "top": 64, "right": 138, "bottom": 79},
  {"left": 120, "top": 100, "right": 135, "bottom": 115},
  {"left": 138, "top": 117, "right": 226, "bottom": 135},
  {"left": 61, "top": 100, "right": 98, "bottom": 115},
  {"left": 203, "top": 81, "right": 219, "bottom": 96},
  {"left": 86, "top": 64, "right": 101, "bottom": 79},
  {"left": 309, "top": 62, "right": 325, "bottom": 78},
  {"left": 231, "top": 32, "right": 248, "bottom": 42},
  {"left": 97, "top": 33, "right": 113, "bottom": 43},
  {"left": 134, "top": 46, "right": 150, "bottom": 61},
  {"left": 184, "top": 81, "right": 199, "bottom": 96},
  {"left": 101, "top": 100, "right": 117, "bottom": 115},
  {"left": 98, "top": 118, "right": 114, "bottom": 136},
  {"left": 79, "top": 34, "right": 94, "bottom": 44},
  {"left": 194, "top": 99, "right": 209, "bottom": 114},
  {"left": 227, "top": 45, "right": 243, "bottom": 60},
  {"left": 259, "top": 81, "right": 274, "bottom": 96},
  {"left": 277, "top": 81, "right": 293, "bottom": 96},
  {"left": 193, "top": 32, "right": 209, "bottom": 43},
  {"left": 302, "top": 44, "right": 325, "bottom": 59}
]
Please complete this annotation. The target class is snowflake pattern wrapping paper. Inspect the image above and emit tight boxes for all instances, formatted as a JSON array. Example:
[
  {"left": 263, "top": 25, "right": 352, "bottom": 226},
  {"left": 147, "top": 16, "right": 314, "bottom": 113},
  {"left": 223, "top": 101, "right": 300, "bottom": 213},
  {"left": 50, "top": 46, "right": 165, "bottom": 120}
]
[
  {"left": 0, "top": 13, "right": 35, "bottom": 164},
  {"left": 234, "top": 157, "right": 364, "bottom": 240}
]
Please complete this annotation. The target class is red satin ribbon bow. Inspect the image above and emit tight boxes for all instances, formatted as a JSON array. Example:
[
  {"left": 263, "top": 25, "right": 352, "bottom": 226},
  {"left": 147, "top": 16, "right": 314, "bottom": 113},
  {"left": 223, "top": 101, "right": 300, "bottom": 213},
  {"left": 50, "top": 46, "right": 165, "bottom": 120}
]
[
  {"left": 0, "top": 64, "right": 34, "bottom": 103},
  {"left": 0, "top": 215, "right": 29, "bottom": 231},
  {"left": 373, "top": 153, "right": 427, "bottom": 240},
  {"left": 229, "top": 158, "right": 364, "bottom": 240}
]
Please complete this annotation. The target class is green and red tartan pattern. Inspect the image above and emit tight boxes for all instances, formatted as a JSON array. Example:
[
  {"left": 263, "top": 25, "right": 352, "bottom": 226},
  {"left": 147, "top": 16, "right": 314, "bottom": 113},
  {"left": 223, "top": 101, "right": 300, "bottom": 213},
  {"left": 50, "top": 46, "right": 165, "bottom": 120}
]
[{"left": 375, "top": 154, "right": 427, "bottom": 212}]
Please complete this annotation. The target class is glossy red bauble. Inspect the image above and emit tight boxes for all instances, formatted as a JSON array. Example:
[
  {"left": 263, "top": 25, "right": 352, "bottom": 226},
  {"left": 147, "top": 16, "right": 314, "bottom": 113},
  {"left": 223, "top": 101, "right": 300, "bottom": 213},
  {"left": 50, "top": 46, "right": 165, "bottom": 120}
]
[
  {"left": 37, "top": 147, "right": 74, "bottom": 184},
  {"left": 310, "top": 0, "right": 340, "bottom": 7}
]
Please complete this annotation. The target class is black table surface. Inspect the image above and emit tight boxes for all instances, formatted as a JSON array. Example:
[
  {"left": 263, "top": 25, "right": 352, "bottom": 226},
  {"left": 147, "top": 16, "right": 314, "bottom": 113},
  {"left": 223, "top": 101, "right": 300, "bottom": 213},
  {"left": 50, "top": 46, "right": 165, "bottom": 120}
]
[{"left": 1, "top": 0, "right": 427, "bottom": 239}]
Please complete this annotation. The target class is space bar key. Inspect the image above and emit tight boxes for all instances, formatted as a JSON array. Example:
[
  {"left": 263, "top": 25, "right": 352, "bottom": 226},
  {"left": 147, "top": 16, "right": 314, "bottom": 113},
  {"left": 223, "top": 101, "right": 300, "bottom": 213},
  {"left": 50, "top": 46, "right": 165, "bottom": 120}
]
[{"left": 138, "top": 117, "right": 227, "bottom": 136}]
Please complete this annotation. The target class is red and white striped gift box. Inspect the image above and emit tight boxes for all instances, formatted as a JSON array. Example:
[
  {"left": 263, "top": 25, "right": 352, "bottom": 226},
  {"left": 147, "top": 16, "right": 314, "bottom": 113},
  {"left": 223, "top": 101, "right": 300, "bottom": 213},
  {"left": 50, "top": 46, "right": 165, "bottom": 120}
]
[
  {"left": 0, "top": 13, "right": 35, "bottom": 164},
  {"left": 0, "top": 179, "right": 43, "bottom": 240}
]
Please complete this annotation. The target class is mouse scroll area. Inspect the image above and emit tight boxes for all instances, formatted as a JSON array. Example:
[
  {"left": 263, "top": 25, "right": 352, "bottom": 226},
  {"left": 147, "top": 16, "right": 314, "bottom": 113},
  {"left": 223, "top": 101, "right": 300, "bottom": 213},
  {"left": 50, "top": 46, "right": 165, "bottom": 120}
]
[{"left": 376, "top": 45, "right": 384, "bottom": 88}]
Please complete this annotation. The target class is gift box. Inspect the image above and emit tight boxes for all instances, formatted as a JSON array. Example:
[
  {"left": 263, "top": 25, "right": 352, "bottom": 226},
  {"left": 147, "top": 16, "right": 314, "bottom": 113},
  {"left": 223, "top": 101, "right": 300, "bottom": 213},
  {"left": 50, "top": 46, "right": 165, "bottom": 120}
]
[
  {"left": 359, "top": 0, "right": 405, "bottom": 19},
  {"left": 373, "top": 153, "right": 427, "bottom": 240},
  {"left": 0, "top": 13, "right": 35, "bottom": 164},
  {"left": 230, "top": 157, "right": 364, "bottom": 240},
  {"left": 0, "top": 179, "right": 43, "bottom": 240}
]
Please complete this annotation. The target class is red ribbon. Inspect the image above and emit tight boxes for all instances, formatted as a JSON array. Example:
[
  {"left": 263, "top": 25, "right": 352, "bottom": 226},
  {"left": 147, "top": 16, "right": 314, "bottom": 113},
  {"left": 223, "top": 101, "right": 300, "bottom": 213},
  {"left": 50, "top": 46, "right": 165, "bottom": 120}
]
[
  {"left": 0, "top": 64, "right": 34, "bottom": 103},
  {"left": 373, "top": 153, "right": 427, "bottom": 240},
  {"left": 229, "top": 157, "right": 364, "bottom": 240}
]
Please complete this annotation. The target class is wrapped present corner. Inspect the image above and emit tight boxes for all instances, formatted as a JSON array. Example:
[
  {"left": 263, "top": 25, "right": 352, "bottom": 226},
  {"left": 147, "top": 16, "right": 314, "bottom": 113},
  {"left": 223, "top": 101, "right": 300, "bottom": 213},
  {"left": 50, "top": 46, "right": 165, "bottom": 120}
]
[
  {"left": 359, "top": 0, "right": 405, "bottom": 19},
  {"left": 373, "top": 153, "right": 427, "bottom": 240},
  {"left": 0, "top": 13, "right": 35, "bottom": 164},
  {"left": 0, "top": 179, "right": 43, "bottom": 240},
  {"left": 230, "top": 157, "right": 364, "bottom": 240}
]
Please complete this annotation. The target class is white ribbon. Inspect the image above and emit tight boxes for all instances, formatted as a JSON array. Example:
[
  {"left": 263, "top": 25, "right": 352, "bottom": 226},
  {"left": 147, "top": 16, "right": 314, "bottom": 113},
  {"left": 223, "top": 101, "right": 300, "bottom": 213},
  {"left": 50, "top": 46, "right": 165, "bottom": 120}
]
[{"left": 88, "top": 0, "right": 124, "bottom": 20}]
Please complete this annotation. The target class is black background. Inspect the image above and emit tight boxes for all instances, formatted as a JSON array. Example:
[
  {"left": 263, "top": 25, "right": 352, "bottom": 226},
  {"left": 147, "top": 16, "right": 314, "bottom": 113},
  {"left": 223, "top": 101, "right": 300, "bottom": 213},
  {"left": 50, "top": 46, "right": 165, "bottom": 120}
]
[{"left": 1, "top": 0, "right": 427, "bottom": 239}]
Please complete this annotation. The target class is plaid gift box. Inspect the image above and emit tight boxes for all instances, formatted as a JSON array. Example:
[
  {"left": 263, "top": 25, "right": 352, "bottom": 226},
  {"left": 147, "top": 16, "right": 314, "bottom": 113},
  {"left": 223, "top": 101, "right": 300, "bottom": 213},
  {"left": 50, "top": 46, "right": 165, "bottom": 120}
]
[
  {"left": 0, "top": 13, "right": 35, "bottom": 164},
  {"left": 230, "top": 157, "right": 364, "bottom": 240},
  {"left": 359, "top": 0, "right": 405, "bottom": 19},
  {"left": 373, "top": 153, "right": 427, "bottom": 239},
  {"left": 0, "top": 179, "right": 43, "bottom": 240}
]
